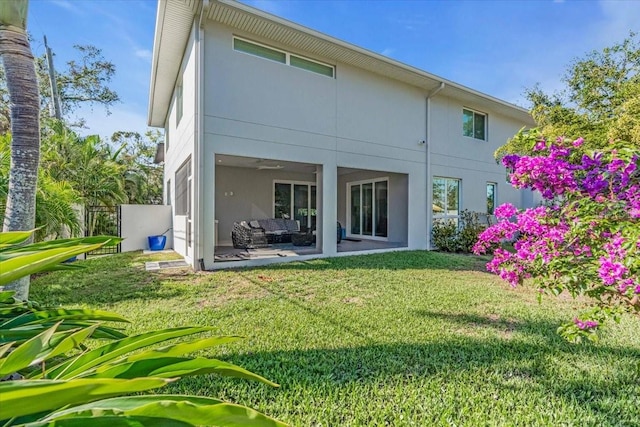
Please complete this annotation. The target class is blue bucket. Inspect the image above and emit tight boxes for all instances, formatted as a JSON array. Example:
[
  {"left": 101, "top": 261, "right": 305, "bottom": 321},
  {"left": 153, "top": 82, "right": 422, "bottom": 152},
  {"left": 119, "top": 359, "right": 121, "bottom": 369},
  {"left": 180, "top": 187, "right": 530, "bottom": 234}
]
[{"left": 148, "top": 235, "right": 167, "bottom": 251}]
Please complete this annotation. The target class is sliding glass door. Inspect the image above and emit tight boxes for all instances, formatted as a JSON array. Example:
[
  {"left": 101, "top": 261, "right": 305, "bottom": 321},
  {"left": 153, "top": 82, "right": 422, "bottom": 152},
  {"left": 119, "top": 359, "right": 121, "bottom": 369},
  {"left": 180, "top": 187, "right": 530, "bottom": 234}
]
[
  {"left": 348, "top": 179, "right": 388, "bottom": 239},
  {"left": 274, "top": 181, "right": 316, "bottom": 229}
]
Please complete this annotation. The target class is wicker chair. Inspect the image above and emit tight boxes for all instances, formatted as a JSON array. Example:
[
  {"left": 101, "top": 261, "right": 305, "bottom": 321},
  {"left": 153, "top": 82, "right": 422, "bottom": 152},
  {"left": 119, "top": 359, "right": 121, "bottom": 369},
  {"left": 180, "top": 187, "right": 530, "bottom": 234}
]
[{"left": 231, "top": 221, "right": 268, "bottom": 249}]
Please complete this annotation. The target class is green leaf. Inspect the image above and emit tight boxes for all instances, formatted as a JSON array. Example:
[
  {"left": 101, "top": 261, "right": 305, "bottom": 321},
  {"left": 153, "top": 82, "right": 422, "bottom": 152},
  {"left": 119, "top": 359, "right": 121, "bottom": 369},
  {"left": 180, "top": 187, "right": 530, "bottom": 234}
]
[
  {"left": 88, "top": 357, "right": 279, "bottom": 387},
  {"left": 0, "top": 243, "right": 107, "bottom": 285},
  {"left": 0, "top": 322, "right": 126, "bottom": 345},
  {"left": 25, "top": 415, "right": 194, "bottom": 427},
  {"left": 0, "top": 290, "right": 16, "bottom": 303},
  {"left": 0, "top": 308, "right": 129, "bottom": 329},
  {"left": 38, "top": 395, "right": 288, "bottom": 427},
  {"left": 0, "top": 323, "right": 59, "bottom": 376},
  {"left": 0, "top": 378, "right": 171, "bottom": 420},
  {"left": 0, "top": 341, "right": 13, "bottom": 359},
  {"left": 124, "top": 336, "right": 242, "bottom": 363},
  {"left": 44, "top": 327, "right": 216, "bottom": 380},
  {"left": 0, "top": 230, "right": 32, "bottom": 247}
]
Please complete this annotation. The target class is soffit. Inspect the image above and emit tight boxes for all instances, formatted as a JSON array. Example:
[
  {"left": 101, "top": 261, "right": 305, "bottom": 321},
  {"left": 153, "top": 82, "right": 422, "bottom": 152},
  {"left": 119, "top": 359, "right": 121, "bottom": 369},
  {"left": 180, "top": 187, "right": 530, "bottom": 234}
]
[
  {"left": 149, "top": 0, "right": 534, "bottom": 127},
  {"left": 148, "top": 0, "right": 199, "bottom": 127}
]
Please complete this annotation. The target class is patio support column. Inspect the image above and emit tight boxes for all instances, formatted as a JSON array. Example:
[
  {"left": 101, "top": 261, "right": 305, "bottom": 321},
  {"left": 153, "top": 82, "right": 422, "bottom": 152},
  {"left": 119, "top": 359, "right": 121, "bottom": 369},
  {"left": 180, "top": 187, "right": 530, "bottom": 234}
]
[{"left": 320, "top": 160, "right": 337, "bottom": 256}]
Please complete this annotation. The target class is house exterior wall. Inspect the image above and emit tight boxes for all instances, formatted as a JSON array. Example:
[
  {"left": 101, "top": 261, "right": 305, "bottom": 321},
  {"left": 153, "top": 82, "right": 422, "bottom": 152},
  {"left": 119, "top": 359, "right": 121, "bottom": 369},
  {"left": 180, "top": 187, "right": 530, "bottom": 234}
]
[
  {"left": 163, "top": 23, "right": 198, "bottom": 260},
  {"left": 155, "top": 13, "right": 534, "bottom": 268},
  {"left": 429, "top": 96, "right": 529, "bottom": 214},
  {"left": 200, "top": 21, "right": 428, "bottom": 266}
]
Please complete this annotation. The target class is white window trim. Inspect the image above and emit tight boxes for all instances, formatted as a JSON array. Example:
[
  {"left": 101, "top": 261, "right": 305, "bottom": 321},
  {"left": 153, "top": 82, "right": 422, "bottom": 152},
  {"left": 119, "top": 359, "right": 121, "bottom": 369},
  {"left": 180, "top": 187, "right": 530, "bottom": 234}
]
[
  {"left": 486, "top": 182, "right": 497, "bottom": 215},
  {"left": 233, "top": 36, "right": 335, "bottom": 78},
  {"left": 463, "top": 107, "right": 487, "bottom": 141},
  {"left": 432, "top": 176, "right": 461, "bottom": 223},
  {"left": 272, "top": 180, "right": 317, "bottom": 228},
  {"left": 346, "top": 177, "right": 389, "bottom": 241}
]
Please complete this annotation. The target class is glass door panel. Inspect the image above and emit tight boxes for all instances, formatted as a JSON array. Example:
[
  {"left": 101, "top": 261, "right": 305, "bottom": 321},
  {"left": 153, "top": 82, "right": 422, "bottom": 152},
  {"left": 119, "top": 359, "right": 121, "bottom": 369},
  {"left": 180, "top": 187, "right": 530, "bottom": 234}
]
[
  {"left": 362, "top": 183, "right": 373, "bottom": 236},
  {"left": 274, "top": 183, "right": 291, "bottom": 219},
  {"left": 310, "top": 185, "right": 317, "bottom": 230},
  {"left": 294, "top": 184, "right": 309, "bottom": 226},
  {"left": 375, "top": 181, "right": 387, "bottom": 237},
  {"left": 350, "top": 185, "right": 360, "bottom": 235}
]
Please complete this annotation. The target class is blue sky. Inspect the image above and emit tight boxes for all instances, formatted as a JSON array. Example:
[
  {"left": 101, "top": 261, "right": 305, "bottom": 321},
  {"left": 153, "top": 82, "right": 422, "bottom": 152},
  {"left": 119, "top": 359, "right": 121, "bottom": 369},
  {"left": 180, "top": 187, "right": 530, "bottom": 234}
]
[{"left": 27, "top": 0, "right": 640, "bottom": 139}]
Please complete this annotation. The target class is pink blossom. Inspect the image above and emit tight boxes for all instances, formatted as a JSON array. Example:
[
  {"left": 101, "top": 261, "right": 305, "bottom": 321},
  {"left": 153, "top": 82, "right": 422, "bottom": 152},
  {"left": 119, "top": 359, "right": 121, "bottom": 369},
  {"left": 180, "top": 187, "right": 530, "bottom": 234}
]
[{"left": 572, "top": 137, "right": 585, "bottom": 147}]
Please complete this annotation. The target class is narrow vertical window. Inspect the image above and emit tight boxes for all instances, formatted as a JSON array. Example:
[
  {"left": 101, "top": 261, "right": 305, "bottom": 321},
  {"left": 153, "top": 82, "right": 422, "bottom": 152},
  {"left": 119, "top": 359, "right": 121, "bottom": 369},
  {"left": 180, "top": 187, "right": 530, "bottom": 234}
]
[{"left": 486, "top": 182, "right": 496, "bottom": 215}]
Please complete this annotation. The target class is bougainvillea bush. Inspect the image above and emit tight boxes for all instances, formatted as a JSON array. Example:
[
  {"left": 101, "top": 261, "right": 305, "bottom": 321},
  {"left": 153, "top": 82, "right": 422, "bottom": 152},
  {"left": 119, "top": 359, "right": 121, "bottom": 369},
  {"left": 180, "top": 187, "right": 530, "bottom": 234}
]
[{"left": 473, "top": 130, "right": 639, "bottom": 342}]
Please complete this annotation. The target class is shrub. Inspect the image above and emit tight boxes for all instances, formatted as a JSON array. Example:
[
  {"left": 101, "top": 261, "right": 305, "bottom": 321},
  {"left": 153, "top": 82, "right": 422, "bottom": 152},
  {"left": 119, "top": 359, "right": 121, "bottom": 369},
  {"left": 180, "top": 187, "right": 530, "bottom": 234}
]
[{"left": 432, "top": 210, "right": 486, "bottom": 253}]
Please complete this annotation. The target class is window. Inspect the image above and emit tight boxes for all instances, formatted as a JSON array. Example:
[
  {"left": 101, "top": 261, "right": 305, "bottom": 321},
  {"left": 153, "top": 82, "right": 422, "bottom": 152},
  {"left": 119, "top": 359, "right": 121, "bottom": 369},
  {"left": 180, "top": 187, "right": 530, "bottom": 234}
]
[
  {"left": 176, "top": 78, "right": 183, "bottom": 126},
  {"left": 463, "top": 108, "right": 486, "bottom": 140},
  {"left": 274, "top": 181, "right": 316, "bottom": 229},
  {"left": 486, "top": 182, "right": 496, "bottom": 215},
  {"left": 175, "top": 158, "right": 191, "bottom": 216},
  {"left": 433, "top": 177, "right": 460, "bottom": 223},
  {"left": 233, "top": 37, "right": 334, "bottom": 78},
  {"left": 348, "top": 178, "right": 388, "bottom": 239}
]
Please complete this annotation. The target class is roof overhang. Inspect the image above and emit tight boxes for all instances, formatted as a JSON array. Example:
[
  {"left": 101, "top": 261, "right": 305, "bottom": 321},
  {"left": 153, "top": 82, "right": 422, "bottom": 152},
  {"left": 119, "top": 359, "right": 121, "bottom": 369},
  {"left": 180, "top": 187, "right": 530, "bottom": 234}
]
[{"left": 148, "top": 0, "right": 535, "bottom": 127}]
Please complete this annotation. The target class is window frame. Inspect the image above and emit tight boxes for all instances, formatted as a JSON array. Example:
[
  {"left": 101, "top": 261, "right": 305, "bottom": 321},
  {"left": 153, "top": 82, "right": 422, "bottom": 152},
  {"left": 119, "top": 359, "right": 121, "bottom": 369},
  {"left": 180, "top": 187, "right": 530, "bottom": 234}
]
[
  {"left": 233, "top": 36, "right": 335, "bottom": 78},
  {"left": 462, "top": 108, "right": 487, "bottom": 141},
  {"left": 174, "top": 157, "right": 191, "bottom": 216},
  {"left": 486, "top": 182, "right": 497, "bottom": 215},
  {"left": 272, "top": 180, "right": 317, "bottom": 229},
  {"left": 432, "top": 177, "right": 461, "bottom": 224},
  {"left": 346, "top": 177, "right": 389, "bottom": 241}
]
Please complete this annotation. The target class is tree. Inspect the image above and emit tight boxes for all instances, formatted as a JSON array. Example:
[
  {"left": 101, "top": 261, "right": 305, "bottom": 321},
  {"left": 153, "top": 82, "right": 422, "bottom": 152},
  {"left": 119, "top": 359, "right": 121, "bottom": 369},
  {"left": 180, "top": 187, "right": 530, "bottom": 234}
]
[
  {"left": 476, "top": 133, "right": 639, "bottom": 343},
  {"left": 0, "top": 0, "right": 40, "bottom": 301},
  {"left": 496, "top": 33, "right": 640, "bottom": 159},
  {"left": 0, "top": 43, "right": 119, "bottom": 132}
]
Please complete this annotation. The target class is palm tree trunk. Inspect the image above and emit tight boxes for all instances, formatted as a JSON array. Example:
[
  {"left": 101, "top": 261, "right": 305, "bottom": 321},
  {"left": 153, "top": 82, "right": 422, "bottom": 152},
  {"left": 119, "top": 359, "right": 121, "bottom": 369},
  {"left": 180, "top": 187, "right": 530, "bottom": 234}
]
[{"left": 0, "top": 18, "right": 40, "bottom": 300}]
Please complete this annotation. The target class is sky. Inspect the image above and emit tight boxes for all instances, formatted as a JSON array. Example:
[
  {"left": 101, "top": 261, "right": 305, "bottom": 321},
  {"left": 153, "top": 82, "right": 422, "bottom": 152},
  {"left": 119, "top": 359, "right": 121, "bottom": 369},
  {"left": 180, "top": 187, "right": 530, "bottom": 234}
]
[{"left": 26, "top": 0, "right": 640, "bottom": 140}]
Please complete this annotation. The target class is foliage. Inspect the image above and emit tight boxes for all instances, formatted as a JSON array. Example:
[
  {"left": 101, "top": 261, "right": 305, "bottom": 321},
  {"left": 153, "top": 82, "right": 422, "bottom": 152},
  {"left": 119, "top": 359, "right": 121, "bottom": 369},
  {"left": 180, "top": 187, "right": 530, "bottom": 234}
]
[
  {"left": 30, "top": 250, "right": 640, "bottom": 426},
  {"left": 0, "top": 43, "right": 119, "bottom": 132},
  {"left": 496, "top": 32, "right": 639, "bottom": 159},
  {"left": 475, "top": 132, "right": 639, "bottom": 342},
  {"left": 0, "top": 231, "right": 286, "bottom": 426},
  {"left": 1, "top": 133, "right": 81, "bottom": 240},
  {"left": 432, "top": 210, "right": 486, "bottom": 253}
]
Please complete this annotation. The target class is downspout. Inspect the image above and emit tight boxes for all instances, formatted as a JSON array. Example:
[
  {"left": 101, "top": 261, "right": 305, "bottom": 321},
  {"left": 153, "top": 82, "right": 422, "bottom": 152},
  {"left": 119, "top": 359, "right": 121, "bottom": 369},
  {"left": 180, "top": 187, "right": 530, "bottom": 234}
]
[
  {"left": 194, "top": 0, "right": 210, "bottom": 270},
  {"left": 425, "top": 82, "right": 445, "bottom": 250}
]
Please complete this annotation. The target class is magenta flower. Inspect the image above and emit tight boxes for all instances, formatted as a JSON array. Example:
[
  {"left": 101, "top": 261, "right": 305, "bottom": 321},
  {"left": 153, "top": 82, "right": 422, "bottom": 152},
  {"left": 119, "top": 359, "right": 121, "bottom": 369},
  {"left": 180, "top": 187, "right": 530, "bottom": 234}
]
[{"left": 572, "top": 137, "right": 584, "bottom": 147}]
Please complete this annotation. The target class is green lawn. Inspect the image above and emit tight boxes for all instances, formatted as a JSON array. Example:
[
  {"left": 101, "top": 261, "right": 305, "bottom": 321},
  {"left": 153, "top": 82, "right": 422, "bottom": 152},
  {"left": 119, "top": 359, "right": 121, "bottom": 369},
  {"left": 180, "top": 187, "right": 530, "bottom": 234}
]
[{"left": 31, "top": 251, "right": 640, "bottom": 426}]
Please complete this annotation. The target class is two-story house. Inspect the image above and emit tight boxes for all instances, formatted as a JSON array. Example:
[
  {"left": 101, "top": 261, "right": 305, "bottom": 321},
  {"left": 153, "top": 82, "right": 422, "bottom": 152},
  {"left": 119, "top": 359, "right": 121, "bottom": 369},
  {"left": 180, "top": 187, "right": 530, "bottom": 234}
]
[{"left": 148, "top": 0, "right": 536, "bottom": 270}]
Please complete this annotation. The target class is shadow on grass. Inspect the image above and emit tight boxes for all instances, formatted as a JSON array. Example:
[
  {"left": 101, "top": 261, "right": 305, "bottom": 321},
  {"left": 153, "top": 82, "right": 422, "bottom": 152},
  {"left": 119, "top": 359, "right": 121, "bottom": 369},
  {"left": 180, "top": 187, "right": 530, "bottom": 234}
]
[
  {"left": 206, "top": 325, "right": 639, "bottom": 426},
  {"left": 237, "top": 250, "right": 492, "bottom": 274}
]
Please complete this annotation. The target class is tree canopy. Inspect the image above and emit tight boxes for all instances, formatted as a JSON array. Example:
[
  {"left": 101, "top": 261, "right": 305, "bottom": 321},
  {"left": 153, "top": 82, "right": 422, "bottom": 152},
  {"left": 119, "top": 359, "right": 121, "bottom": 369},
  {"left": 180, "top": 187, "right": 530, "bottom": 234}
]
[{"left": 496, "top": 32, "right": 640, "bottom": 159}]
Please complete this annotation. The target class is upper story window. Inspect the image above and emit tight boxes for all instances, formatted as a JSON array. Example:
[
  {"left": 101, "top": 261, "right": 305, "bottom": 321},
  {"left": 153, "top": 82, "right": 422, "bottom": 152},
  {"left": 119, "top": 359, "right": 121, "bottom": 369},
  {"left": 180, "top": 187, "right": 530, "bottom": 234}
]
[
  {"left": 176, "top": 77, "right": 183, "bottom": 126},
  {"left": 233, "top": 36, "right": 334, "bottom": 78},
  {"left": 463, "top": 108, "right": 486, "bottom": 140}
]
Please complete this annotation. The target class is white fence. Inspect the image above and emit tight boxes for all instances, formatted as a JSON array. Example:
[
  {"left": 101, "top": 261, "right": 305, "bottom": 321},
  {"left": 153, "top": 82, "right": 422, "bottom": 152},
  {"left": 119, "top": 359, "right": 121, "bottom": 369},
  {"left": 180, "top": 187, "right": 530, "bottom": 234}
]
[{"left": 120, "top": 205, "right": 173, "bottom": 252}]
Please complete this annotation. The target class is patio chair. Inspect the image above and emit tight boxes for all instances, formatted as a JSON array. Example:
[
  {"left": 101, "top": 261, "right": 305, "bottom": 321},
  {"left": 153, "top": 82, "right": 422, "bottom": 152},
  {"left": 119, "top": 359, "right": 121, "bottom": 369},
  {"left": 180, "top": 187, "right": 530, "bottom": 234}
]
[{"left": 231, "top": 221, "right": 268, "bottom": 249}]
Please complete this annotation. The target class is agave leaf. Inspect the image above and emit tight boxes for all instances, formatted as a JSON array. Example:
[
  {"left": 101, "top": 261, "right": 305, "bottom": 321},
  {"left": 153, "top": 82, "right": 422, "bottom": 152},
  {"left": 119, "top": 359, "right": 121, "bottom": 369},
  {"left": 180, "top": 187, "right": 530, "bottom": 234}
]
[
  {"left": 44, "top": 327, "right": 216, "bottom": 380},
  {"left": 0, "top": 308, "right": 129, "bottom": 329},
  {"left": 35, "top": 396, "right": 287, "bottom": 427},
  {"left": 88, "top": 357, "right": 279, "bottom": 387},
  {"left": 0, "top": 323, "right": 59, "bottom": 376},
  {"left": 0, "top": 378, "right": 171, "bottom": 420}
]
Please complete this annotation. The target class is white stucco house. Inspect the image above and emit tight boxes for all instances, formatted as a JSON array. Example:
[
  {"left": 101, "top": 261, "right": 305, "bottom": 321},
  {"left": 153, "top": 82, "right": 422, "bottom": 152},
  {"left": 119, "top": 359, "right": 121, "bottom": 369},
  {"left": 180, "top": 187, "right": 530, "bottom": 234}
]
[{"left": 148, "top": 0, "right": 536, "bottom": 270}]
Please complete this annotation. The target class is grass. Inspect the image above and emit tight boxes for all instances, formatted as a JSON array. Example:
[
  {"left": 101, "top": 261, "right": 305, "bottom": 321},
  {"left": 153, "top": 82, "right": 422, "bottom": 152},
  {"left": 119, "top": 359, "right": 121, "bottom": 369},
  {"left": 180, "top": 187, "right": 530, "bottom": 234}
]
[{"left": 31, "top": 250, "right": 640, "bottom": 426}]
